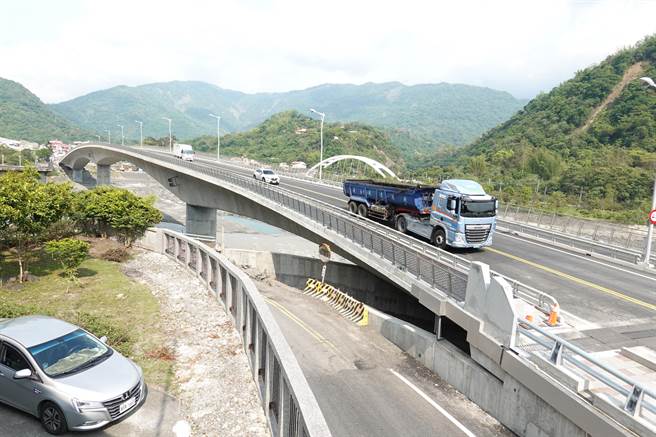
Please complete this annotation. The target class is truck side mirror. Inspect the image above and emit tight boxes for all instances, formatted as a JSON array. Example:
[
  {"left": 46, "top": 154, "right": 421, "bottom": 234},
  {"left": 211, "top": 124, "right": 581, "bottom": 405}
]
[
  {"left": 495, "top": 199, "right": 499, "bottom": 211},
  {"left": 447, "top": 199, "right": 456, "bottom": 211}
]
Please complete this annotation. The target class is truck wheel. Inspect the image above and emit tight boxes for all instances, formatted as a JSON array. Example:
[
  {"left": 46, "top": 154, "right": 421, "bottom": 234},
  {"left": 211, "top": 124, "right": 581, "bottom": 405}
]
[
  {"left": 357, "top": 204, "right": 368, "bottom": 217},
  {"left": 395, "top": 216, "right": 407, "bottom": 233},
  {"left": 348, "top": 201, "right": 358, "bottom": 214},
  {"left": 432, "top": 228, "right": 447, "bottom": 250}
]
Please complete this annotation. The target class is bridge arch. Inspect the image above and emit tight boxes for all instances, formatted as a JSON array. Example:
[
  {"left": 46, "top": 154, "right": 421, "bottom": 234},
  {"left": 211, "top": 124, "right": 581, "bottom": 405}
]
[{"left": 306, "top": 155, "right": 398, "bottom": 179}]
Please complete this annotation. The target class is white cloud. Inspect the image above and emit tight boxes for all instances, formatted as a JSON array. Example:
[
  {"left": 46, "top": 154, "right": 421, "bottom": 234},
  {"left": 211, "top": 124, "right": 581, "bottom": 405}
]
[{"left": 2, "top": 0, "right": 656, "bottom": 102}]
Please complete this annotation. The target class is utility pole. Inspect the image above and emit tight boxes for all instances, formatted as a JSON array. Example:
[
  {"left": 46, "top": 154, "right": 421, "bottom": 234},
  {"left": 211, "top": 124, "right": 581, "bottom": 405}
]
[
  {"left": 209, "top": 113, "right": 221, "bottom": 161},
  {"left": 117, "top": 124, "right": 124, "bottom": 146},
  {"left": 310, "top": 108, "right": 325, "bottom": 180},
  {"left": 162, "top": 117, "right": 172, "bottom": 152},
  {"left": 638, "top": 77, "right": 656, "bottom": 264},
  {"left": 135, "top": 120, "right": 143, "bottom": 148}
]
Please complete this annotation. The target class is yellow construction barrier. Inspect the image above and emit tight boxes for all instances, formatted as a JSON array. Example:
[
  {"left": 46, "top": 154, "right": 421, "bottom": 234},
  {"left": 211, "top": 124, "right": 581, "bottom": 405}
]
[{"left": 303, "top": 278, "right": 368, "bottom": 326}]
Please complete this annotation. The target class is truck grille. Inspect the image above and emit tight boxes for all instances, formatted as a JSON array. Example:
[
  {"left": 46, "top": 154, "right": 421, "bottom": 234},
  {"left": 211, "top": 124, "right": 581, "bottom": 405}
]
[
  {"left": 465, "top": 224, "right": 491, "bottom": 244},
  {"left": 102, "top": 381, "right": 142, "bottom": 420}
]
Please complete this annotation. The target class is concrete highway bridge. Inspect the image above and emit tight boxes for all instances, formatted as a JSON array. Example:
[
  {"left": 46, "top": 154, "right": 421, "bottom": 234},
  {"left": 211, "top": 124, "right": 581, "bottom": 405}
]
[{"left": 61, "top": 144, "right": 656, "bottom": 437}]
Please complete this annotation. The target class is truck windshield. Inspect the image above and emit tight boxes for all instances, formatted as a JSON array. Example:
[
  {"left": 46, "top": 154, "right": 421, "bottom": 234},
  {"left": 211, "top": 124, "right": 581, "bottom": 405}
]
[{"left": 460, "top": 200, "right": 496, "bottom": 217}]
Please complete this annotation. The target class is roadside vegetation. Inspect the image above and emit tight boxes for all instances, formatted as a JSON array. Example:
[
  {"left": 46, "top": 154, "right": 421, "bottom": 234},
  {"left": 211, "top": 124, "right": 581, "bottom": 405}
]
[
  {"left": 415, "top": 35, "right": 656, "bottom": 225},
  {"left": 0, "top": 168, "right": 171, "bottom": 388}
]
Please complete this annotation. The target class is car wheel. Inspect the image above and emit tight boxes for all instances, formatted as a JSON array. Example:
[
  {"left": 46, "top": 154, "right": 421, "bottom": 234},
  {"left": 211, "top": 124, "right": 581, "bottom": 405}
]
[
  {"left": 348, "top": 201, "right": 358, "bottom": 214},
  {"left": 40, "top": 402, "right": 67, "bottom": 435},
  {"left": 357, "top": 203, "right": 368, "bottom": 217},
  {"left": 396, "top": 216, "right": 407, "bottom": 233},
  {"left": 432, "top": 228, "right": 447, "bottom": 250}
]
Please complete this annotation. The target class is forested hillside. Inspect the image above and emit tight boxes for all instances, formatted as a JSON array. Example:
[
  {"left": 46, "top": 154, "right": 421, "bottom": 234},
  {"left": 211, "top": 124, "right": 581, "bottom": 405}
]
[
  {"left": 190, "top": 110, "right": 403, "bottom": 170},
  {"left": 417, "top": 35, "right": 656, "bottom": 223},
  {"left": 0, "top": 78, "right": 88, "bottom": 143},
  {"left": 50, "top": 80, "right": 525, "bottom": 160}
]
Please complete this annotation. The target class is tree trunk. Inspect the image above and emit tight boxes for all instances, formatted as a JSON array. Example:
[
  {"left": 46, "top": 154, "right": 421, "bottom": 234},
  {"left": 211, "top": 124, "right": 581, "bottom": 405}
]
[{"left": 17, "top": 256, "right": 24, "bottom": 284}]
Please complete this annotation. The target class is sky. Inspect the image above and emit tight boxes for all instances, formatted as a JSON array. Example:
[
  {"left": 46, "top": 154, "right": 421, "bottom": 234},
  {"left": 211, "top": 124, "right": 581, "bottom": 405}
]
[{"left": 2, "top": 0, "right": 656, "bottom": 103}]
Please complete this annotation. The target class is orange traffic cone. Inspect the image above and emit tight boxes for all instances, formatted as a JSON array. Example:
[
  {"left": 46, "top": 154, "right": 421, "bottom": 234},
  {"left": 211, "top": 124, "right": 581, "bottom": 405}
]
[
  {"left": 525, "top": 314, "right": 534, "bottom": 323},
  {"left": 548, "top": 303, "right": 560, "bottom": 326}
]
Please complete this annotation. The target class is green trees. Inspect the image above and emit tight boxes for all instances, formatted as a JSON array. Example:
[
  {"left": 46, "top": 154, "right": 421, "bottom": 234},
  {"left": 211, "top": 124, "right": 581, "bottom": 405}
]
[
  {"left": 45, "top": 238, "right": 90, "bottom": 282},
  {"left": 0, "top": 168, "right": 73, "bottom": 281},
  {"left": 74, "top": 186, "right": 162, "bottom": 246}
]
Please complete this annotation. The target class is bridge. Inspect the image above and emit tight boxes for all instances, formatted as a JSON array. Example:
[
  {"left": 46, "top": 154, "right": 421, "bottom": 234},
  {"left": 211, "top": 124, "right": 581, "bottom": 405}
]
[{"left": 61, "top": 144, "right": 656, "bottom": 437}]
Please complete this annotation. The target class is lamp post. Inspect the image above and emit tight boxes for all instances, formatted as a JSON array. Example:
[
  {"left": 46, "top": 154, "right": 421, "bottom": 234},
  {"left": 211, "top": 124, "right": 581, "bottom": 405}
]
[
  {"left": 94, "top": 135, "right": 101, "bottom": 142},
  {"left": 117, "top": 124, "right": 124, "bottom": 146},
  {"left": 135, "top": 120, "right": 143, "bottom": 148},
  {"left": 639, "top": 76, "right": 656, "bottom": 265},
  {"left": 162, "top": 117, "right": 172, "bottom": 152},
  {"left": 209, "top": 113, "right": 221, "bottom": 161},
  {"left": 309, "top": 108, "right": 325, "bottom": 180},
  {"left": 106, "top": 129, "right": 111, "bottom": 144}
]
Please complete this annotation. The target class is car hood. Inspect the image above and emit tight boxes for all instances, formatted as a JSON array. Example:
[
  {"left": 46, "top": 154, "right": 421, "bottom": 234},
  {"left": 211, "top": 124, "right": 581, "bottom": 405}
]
[{"left": 51, "top": 352, "right": 141, "bottom": 402}]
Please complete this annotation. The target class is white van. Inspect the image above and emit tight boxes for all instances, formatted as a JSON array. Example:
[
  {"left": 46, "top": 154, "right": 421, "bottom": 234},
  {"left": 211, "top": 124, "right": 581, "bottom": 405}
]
[{"left": 173, "top": 143, "right": 194, "bottom": 161}]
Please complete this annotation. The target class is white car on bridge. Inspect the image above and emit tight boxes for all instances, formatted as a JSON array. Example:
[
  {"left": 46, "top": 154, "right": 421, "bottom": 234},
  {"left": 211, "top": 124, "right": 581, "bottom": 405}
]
[{"left": 253, "top": 168, "right": 280, "bottom": 185}]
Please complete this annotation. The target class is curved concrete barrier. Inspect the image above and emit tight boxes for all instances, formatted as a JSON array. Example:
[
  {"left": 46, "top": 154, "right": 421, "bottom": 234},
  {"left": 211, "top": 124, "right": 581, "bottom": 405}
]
[{"left": 141, "top": 228, "right": 332, "bottom": 437}]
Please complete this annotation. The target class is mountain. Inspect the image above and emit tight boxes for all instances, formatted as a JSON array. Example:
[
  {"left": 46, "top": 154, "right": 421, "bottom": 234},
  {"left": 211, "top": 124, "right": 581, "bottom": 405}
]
[
  {"left": 190, "top": 110, "right": 403, "bottom": 170},
  {"left": 49, "top": 81, "right": 526, "bottom": 159},
  {"left": 0, "top": 78, "right": 88, "bottom": 143},
  {"left": 420, "top": 35, "right": 656, "bottom": 223}
]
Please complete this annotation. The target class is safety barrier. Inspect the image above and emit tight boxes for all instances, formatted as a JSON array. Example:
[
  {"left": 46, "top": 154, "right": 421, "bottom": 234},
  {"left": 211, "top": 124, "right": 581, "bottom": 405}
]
[
  {"left": 517, "top": 319, "right": 656, "bottom": 431},
  {"left": 158, "top": 229, "right": 332, "bottom": 437},
  {"left": 498, "top": 204, "right": 653, "bottom": 265},
  {"left": 303, "top": 278, "right": 368, "bottom": 326}
]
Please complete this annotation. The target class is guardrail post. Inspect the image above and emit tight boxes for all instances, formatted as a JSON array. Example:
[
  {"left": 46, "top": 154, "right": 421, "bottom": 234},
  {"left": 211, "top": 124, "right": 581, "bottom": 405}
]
[
  {"left": 624, "top": 386, "right": 644, "bottom": 417},
  {"left": 549, "top": 340, "right": 564, "bottom": 366},
  {"left": 625, "top": 230, "right": 633, "bottom": 248}
]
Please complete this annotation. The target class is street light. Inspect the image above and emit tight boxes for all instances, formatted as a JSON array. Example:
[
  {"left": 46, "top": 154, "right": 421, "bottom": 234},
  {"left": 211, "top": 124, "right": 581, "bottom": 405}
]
[
  {"left": 94, "top": 135, "right": 101, "bottom": 142},
  {"left": 135, "top": 120, "right": 143, "bottom": 148},
  {"left": 309, "top": 108, "right": 326, "bottom": 180},
  {"left": 209, "top": 113, "right": 221, "bottom": 161},
  {"left": 116, "top": 124, "right": 124, "bottom": 146},
  {"left": 162, "top": 117, "right": 172, "bottom": 152},
  {"left": 106, "top": 129, "right": 111, "bottom": 144},
  {"left": 639, "top": 77, "right": 656, "bottom": 265}
]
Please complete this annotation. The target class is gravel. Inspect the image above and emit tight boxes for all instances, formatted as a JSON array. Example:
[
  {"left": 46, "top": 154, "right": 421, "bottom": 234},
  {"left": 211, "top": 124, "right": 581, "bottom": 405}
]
[{"left": 125, "top": 250, "right": 270, "bottom": 437}]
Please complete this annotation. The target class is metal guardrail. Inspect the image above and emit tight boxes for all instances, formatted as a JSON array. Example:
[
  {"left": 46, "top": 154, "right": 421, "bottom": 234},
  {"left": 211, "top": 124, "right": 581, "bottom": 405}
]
[
  {"left": 517, "top": 319, "right": 656, "bottom": 424},
  {"left": 160, "top": 229, "right": 332, "bottom": 437},
  {"left": 499, "top": 219, "right": 645, "bottom": 265},
  {"left": 127, "top": 146, "right": 561, "bottom": 312},
  {"left": 499, "top": 204, "right": 654, "bottom": 264}
]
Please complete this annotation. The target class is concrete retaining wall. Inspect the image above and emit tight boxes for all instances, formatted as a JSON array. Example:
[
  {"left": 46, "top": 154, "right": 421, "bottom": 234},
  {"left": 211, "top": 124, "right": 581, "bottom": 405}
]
[{"left": 367, "top": 307, "right": 589, "bottom": 437}]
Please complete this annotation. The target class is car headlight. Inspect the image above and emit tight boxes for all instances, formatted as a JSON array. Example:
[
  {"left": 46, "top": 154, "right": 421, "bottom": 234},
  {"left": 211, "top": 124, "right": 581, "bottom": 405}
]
[{"left": 72, "top": 398, "right": 106, "bottom": 413}]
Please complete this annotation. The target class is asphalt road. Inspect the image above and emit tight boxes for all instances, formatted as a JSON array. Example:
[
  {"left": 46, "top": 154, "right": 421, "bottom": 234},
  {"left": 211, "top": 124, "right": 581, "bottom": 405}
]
[
  {"left": 189, "top": 155, "right": 656, "bottom": 332},
  {"left": 258, "top": 279, "right": 511, "bottom": 437}
]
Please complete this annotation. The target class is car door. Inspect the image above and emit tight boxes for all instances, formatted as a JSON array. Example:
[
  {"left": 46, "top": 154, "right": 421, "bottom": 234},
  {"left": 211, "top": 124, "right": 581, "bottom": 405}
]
[{"left": 0, "top": 341, "right": 41, "bottom": 414}]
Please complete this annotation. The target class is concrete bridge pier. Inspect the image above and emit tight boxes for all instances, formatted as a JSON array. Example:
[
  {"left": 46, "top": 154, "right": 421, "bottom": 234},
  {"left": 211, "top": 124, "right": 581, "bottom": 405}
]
[
  {"left": 185, "top": 204, "right": 217, "bottom": 242},
  {"left": 72, "top": 168, "right": 84, "bottom": 183},
  {"left": 97, "top": 164, "right": 111, "bottom": 185}
]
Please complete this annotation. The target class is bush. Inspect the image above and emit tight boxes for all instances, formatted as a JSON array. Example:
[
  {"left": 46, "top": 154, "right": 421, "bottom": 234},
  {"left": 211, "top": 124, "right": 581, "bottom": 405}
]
[
  {"left": 45, "top": 238, "right": 90, "bottom": 281},
  {"left": 101, "top": 247, "right": 130, "bottom": 263}
]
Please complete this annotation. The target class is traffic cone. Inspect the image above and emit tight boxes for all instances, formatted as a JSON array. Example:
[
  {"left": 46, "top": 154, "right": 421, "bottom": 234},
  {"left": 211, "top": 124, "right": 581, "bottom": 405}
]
[
  {"left": 525, "top": 314, "right": 534, "bottom": 323},
  {"left": 548, "top": 303, "right": 560, "bottom": 326}
]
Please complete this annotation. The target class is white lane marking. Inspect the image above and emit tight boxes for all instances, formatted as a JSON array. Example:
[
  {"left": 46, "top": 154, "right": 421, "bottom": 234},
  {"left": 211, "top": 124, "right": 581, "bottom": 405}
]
[
  {"left": 281, "top": 182, "right": 345, "bottom": 203},
  {"left": 497, "top": 231, "right": 656, "bottom": 283},
  {"left": 388, "top": 368, "right": 477, "bottom": 437}
]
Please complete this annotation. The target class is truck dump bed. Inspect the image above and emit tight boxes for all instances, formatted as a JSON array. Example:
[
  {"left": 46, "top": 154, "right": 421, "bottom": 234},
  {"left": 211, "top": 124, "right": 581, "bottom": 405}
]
[{"left": 343, "top": 179, "right": 435, "bottom": 214}]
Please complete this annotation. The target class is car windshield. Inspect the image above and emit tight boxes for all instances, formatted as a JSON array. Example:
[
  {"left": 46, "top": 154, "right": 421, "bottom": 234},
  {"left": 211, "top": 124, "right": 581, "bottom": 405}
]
[
  {"left": 263, "top": 170, "right": 275, "bottom": 175},
  {"left": 460, "top": 200, "right": 496, "bottom": 218},
  {"left": 28, "top": 329, "right": 111, "bottom": 378}
]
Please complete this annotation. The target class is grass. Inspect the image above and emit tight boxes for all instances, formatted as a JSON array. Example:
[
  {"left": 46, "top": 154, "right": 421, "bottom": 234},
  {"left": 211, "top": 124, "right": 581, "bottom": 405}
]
[{"left": 0, "top": 244, "right": 175, "bottom": 393}]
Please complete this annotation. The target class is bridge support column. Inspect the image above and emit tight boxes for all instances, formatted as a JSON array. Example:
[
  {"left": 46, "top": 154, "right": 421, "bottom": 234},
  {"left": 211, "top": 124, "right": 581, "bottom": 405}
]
[
  {"left": 72, "top": 169, "right": 84, "bottom": 183},
  {"left": 185, "top": 204, "right": 217, "bottom": 242},
  {"left": 97, "top": 164, "right": 111, "bottom": 185}
]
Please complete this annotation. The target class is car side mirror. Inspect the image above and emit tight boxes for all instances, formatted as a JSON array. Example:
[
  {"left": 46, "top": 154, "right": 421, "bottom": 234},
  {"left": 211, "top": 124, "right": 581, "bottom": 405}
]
[
  {"left": 14, "top": 369, "right": 32, "bottom": 380},
  {"left": 100, "top": 336, "right": 108, "bottom": 344}
]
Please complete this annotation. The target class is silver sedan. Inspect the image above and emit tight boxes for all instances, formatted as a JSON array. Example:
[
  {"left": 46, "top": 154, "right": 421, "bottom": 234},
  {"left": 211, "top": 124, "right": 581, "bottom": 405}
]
[{"left": 0, "top": 316, "right": 146, "bottom": 434}]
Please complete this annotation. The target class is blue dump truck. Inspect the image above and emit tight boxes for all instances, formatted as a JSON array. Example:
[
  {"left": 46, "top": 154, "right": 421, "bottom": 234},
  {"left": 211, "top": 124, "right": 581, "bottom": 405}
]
[{"left": 343, "top": 179, "right": 497, "bottom": 249}]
